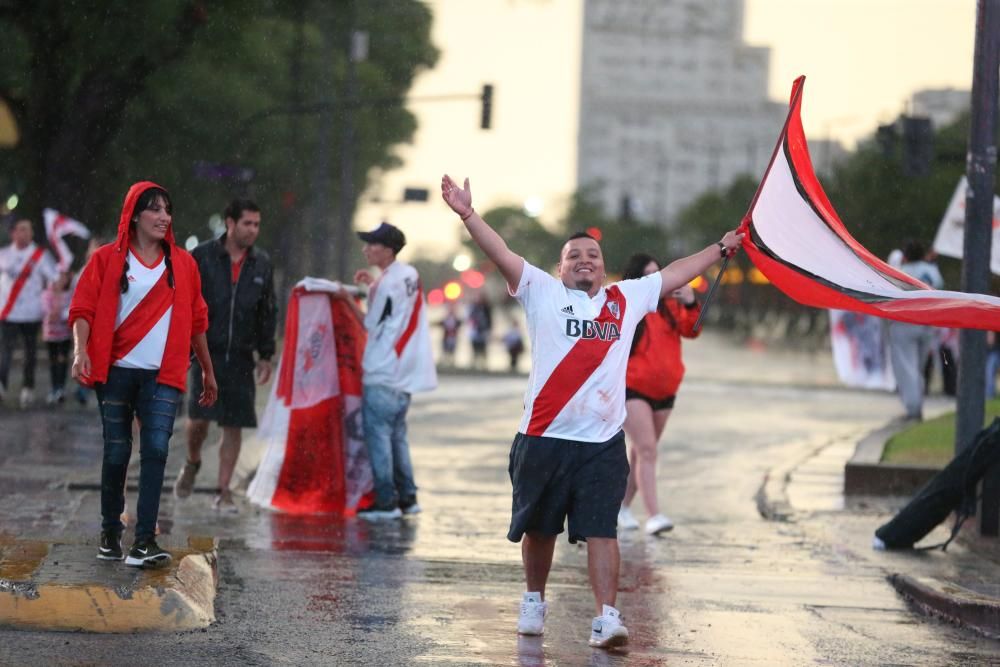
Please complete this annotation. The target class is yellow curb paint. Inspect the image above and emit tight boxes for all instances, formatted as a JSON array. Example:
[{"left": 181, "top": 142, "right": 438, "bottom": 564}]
[{"left": 0, "top": 538, "right": 218, "bottom": 633}]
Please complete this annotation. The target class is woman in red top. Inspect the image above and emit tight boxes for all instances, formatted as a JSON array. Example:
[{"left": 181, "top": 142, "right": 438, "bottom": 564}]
[
  {"left": 618, "top": 253, "right": 701, "bottom": 536},
  {"left": 70, "top": 182, "right": 217, "bottom": 567}
]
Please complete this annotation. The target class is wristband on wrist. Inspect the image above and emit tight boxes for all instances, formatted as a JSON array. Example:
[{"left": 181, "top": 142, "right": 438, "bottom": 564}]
[
  {"left": 460, "top": 208, "right": 476, "bottom": 221},
  {"left": 716, "top": 241, "right": 727, "bottom": 258}
]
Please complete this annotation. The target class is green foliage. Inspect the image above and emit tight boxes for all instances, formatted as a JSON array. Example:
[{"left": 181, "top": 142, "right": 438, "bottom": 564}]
[
  {"left": 463, "top": 205, "right": 563, "bottom": 271},
  {"left": 675, "top": 175, "right": 758, "bottom": 252},
  {"left": 0, "top": 0, "right": 438, "bottom": 282}
]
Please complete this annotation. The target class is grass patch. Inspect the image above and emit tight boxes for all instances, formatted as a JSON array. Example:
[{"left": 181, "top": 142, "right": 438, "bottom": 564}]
[{"left": 882, "top": 398, "right": 1000, "bottom": 466}]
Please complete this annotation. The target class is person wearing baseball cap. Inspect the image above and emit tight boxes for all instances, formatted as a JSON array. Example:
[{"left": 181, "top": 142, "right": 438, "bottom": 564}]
[{"left": 335, "top": 221, "right": 437, "bottom": 521}]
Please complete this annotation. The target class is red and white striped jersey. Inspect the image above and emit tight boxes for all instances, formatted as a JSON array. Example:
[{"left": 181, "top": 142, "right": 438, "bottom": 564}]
[
  {"left": 513, "top": 262, "right": 661, "bottom": 442},
  {"left": 113, "top": 250, "right": 172, "bottom": 370}
]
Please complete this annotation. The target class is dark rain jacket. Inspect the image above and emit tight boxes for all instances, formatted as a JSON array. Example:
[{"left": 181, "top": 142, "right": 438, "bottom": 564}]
[{"left": 191, "top": 234, "right": 276, "bottom": 363}]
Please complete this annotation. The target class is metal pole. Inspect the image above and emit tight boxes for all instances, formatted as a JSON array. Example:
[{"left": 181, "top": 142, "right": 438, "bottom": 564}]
[
  {"left": 310, "top": 8, "right": 335, "bottom": 277},
  {"left": 335, "top": 4, "right": 362, "bottom": 281},
  {"left": 957, "top": 0, "right": 1000, "bottom": 536},
  {"left": 693, "top": 254, "right": 731, "bottom": 332}
]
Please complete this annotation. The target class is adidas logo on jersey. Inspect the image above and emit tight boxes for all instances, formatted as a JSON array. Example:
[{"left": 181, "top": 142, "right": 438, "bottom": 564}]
[
  {"left": 565, "top": 318, "right": 621, "bottom": 341},
  {"left": 560, "top": 305, "right": 574, "bottom": 315}
]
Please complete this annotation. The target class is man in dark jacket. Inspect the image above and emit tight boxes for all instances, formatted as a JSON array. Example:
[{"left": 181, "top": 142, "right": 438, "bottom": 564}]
[{"left": 174, "top": 199, "right": 277, "bottom": 512}]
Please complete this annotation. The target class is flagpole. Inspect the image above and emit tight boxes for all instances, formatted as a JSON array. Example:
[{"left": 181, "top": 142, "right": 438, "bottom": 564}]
[{"left": 693, "top": 253, "right": 731, "bottom": 332}]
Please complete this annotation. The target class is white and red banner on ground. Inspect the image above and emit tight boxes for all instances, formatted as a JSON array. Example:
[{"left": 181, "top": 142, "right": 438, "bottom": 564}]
[
  {"left": 742, "top": 76, "right": 1000, "bottom": 330},
  {"left": 42, "top": 208, "right": 90, "bottom": 272},
  {"left": 248, "top": 280, "right": 373, "bottom": 515},
  {"left": 932, "top": 176, "right": 1000, "bottom": 276}
]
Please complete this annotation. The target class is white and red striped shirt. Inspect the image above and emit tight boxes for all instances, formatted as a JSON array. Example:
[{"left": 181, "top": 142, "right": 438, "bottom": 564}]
[
  {"left": 362, "top": 260, "right": 437, "bottom": 393},
  {"left": 0, "top": 242, "right": 58, "bottom": 322},
  {"left": 513, "top": 262, "right": 661, "bottom": 442},
  {"left": 113, "top": 250, "right": 173, "bottom": 370}
]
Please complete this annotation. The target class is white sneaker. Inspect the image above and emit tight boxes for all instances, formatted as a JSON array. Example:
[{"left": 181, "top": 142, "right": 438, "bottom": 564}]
[
  {"left": 589, "top": 604, "right": 629, "bottom": 648},
  {"left": 617, "top": 506, "right": 639, "bottom": 531},
  {"left": 645, "top": 513, "right": 674, "bottom": 536},
  {"left": 517, "top": 591, "right": 547, "bottom": 635},
  {"left": 19, "top": 387, "right": 34, "bottom": 408},
  {"left": 357, "top": 506, "right": 403, "bottom": 521}
]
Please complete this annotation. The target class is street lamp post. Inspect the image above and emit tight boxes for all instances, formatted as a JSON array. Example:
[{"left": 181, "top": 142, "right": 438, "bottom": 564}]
[{"left": 957, "top": 0, "right": 1000, "bottom": 536}]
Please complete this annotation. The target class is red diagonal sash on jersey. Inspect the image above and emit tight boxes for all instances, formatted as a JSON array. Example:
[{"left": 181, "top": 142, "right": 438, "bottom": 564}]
[
  {"left": 111, "top": 273, "right": 173, "bottom": 362},
  {"left": 394, "top": 279, "right": 423, "bottom": 357},
  {"left": 0, "top": 247, "right": 45, "bottom": 321},
  {"left": 525, "top": 286, "right": 627, "bottom": 437}
]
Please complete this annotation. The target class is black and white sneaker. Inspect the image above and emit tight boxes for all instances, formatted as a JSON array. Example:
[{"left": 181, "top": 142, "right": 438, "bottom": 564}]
[
  {"left": 357, "top": 504, "right": 403, "bottom": 521},
  {"left": 97, "top": 530, "right": 124, "bottom": 561},
  {"left": 125, "top": 539, "right": 172, "bottom": 568}
]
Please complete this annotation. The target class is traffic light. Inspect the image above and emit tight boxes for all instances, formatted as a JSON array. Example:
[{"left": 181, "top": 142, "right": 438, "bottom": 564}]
[
  {"left": 902, "top": 116, "right": 934, "bottom": 177},
  {"left": 480, "top": 84, "right": 494, "bottom": 130}
]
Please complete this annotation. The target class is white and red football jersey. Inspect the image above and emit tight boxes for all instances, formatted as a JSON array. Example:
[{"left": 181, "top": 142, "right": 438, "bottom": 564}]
[
  {"left": 513, "top": 262, "right": 661, "bottom": 442},
  {"left": 113, "top": 250, "right": 172, "bottom": 370}
]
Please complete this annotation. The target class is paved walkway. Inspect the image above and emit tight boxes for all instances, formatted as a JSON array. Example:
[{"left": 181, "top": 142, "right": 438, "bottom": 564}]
[{"left": 1, "top": 331, "right": 999, "bottom": 665}]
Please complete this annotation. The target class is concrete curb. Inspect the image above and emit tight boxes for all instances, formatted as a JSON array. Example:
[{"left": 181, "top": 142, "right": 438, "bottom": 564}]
[
  {"left": 844, "top": 420, "right": 940, "bottom": 496},
  {"left": 0, "top": 535, "right": 218, "bottom": 633},
  {"left": 889, "top": 574, "right": 1000, "bottom": 639}
]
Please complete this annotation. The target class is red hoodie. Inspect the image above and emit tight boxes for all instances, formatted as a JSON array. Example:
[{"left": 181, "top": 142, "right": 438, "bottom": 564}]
[{"left": 69, "top": 181, "right": 208, "bottom": 391}]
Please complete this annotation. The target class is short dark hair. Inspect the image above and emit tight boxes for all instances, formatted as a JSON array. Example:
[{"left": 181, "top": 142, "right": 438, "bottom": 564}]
[
  {"left": 622, "top": 253, "right": 660, "bottom": 280},
  {"left": 902, "top": 239, "right": 925, "bottom": 263},
  {"left": 224, "top": 199, "right": 260, "bottom": 222},
  {"left": 565, "top": 231, "right": 597, "bottom": 244}
]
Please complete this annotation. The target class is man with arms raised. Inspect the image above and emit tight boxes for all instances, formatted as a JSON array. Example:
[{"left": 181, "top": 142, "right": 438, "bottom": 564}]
[{"left": 440, "top": 174, "right": 742, "bottom": 649}]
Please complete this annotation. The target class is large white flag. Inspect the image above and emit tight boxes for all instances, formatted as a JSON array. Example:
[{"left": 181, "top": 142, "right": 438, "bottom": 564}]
[{"left": 932, "top": 176, "right": 1000, "bottom": 276}]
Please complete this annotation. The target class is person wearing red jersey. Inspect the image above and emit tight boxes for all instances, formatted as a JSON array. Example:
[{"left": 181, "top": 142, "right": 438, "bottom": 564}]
[
  {"left": 70, "top": 182, "right": 217, "bottom": 568},
  {"left": 441, "top": 174, "right": 742, "bottom": 649},
  {"left": 617, "top": 253, "right": 701, "bottom": 537}
]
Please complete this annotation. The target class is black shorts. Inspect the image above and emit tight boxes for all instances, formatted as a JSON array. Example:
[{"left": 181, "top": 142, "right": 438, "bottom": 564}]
[
  {"left": 187, "top": 353, "right": 258, "bottom": 428},
  {"left": 507, "top": 430, "right": 629, "bottom": 544},
  {"left": 625, "top": 388, "right": 676, "bottom": 411}
]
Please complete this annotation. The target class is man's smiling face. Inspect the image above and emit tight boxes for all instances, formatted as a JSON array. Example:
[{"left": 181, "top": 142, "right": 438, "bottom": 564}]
[{"left": 558, "top": 236, "right": 605, "bottom": 297}]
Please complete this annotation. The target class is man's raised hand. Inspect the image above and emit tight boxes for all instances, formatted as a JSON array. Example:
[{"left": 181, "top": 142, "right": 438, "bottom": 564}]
[{"left": 441, "top": 175, "right": 473, "bottom": 219}]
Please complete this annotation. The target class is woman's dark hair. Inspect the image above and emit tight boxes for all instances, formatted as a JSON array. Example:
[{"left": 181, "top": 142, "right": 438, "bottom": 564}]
[
  {"left": 120, "top": 187, "right": 174, "bottom": 294},
  {"left": 622, "top": 252, "right": 676, "bottom": 353},
  {"left": 622, "top": 253, "right": 659, "bottom": 281}
]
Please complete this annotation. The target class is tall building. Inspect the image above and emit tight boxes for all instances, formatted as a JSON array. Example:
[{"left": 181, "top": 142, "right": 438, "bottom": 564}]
[
  {"left": 910, "top": 88, "right": 970, "bottom": 129},
  {"left": 577, "top": 0, "right": 786, "bottom": 226}
]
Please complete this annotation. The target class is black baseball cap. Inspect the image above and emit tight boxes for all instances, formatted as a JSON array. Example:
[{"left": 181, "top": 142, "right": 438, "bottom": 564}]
[{"left": 357, "top": 221, "right": 406, "bottom": 253}]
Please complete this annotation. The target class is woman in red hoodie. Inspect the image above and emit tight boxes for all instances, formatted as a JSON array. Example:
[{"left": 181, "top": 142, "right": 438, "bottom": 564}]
[
  {"left": 617, "top": 253, "right": 701, "bottom": 536},
  {"left": 70, "top": 182, "right": 217, "bottom": 567}
]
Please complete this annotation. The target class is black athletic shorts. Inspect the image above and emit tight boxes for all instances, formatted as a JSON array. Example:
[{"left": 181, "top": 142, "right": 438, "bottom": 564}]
[
  {"left": 625, "top": 387, "right": 676, "bottom": 411},
  {"left": 187, "top": 353, "right": 258, "bottom": 428},
  {"left": 507, "top": 430, "right": 629, "bottom": 544}
]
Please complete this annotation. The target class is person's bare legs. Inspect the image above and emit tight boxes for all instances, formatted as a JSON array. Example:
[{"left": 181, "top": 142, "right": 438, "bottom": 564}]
[
  {"left": 622, "top": 399, "right": 667, "bottom": 515},
  {"left": 522, "top": 531, "right": 557, "bottom": 599},
  {"left": 218, "top": 426, "right": 242, "bottom": 492},
  {"left": 587, "top": 537, "right": 620, "bottom": 615},
  {"left": 185, "top": 418, "right": 210, "bottom": 464}
]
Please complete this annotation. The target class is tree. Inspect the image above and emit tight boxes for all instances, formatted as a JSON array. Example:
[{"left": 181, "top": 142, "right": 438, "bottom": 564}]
[
  {"left": 462, "top": 205, "right": 562, "bottom": 272},
  {"left": 0, "top": 0, "right": 438, "bottom": 284}
]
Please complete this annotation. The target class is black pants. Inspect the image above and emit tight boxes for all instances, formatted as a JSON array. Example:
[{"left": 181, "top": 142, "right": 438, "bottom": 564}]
[
  {"left": 0, "top": 321, "right": 40, "bottom": 390},
  {"left": 47, "top": 339, "right": 71, "bottom": 391}
]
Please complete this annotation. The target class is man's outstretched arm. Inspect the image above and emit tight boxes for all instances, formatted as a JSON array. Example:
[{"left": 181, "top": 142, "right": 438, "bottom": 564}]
[
  {"left": 441, "top": 174, "right": 524, "bottom": 291},
  {"left": 659, "top": 230, "right": 744, "bottom": 297}
]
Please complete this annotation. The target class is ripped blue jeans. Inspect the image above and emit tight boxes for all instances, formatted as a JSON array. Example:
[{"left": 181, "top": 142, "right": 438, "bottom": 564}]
[{"left": 95, "top": 366, "right": 180, "bottom": 541}]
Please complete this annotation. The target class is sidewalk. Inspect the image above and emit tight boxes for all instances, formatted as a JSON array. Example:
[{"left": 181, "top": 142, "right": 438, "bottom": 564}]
[{"left": 756, "top": 396, "right": 1000, "bottom": 639}]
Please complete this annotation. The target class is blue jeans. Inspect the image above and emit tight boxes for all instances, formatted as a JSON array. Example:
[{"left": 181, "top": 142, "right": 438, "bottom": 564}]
[
  {"left": 95, "top": 366, "right": 180, "bottom": 541},
  {"left": 362, "top": 384, "right": 416, "bottom": 508},
  {"left": 987, "top": 350, "right": 1000, "bottom": 399}
]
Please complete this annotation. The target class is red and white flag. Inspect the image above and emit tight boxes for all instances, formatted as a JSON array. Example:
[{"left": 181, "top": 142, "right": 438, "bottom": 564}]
[
  {"left": 43, "top": 208, "right": 90, "bottom": 272},
  {"left": 248, "top": 281, "right": 373, "bottom": 515},
  {"left": 742, "top": 77, "right": 1000, "bottom": 330}
]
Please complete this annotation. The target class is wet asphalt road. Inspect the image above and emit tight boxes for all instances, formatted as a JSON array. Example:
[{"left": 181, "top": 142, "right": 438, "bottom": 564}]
[{"left": 2, "top": 350, "right": 1000, "bottom": 665}]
